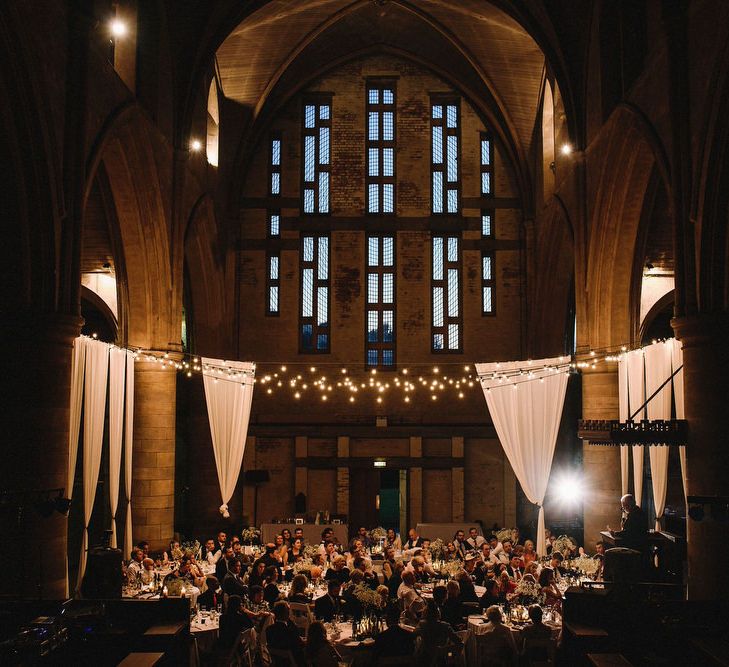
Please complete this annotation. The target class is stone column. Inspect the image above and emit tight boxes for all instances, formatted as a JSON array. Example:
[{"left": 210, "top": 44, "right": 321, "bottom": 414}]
[
  {"left": 674, "top": 314, "right": 729, "bottom": 601},
  {"left": 132, "top": 355, "right": 178, "bottom": 552},
  {"left": 0, "top": 313, "right": 82, "bottom": 598},
  {"left": 581, "top": 366, "right": 622, "bottom": 544},
  {"left": 336, "top": 436, "right": 349, "bottom": 517},
  {"left": 452, "top": 437, "right": 465, "bottom": 522},
  {"left": 409, "top": 437, "right": 423, "bottom": 527}
]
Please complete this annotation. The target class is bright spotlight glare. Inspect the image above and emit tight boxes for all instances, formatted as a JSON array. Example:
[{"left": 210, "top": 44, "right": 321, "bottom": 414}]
[
  {"left": 560, "top": 143, "right": 572, "bottom": 156},
  {"left": 553, "top": 472, "right": 583, "bottom": 505},
  {"left": 190, "top": 139, "right": 203, "bottom": 152},
  {"left": 110, "top": 19, "right": 127, "bottom": 38}
]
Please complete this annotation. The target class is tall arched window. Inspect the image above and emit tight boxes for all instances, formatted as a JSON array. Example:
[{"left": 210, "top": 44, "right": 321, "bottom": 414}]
[
  {"left": 207, "top": 79, "right": 220, "bottom": 167},
  {"left": 541, "top": 80, "right": 555, "bottom": 200}
]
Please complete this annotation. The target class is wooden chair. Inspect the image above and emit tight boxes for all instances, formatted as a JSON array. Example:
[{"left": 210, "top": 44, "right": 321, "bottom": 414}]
[
  {"left": 289, "top": 601, "right": 314, "bottom": 638},
  {"left": 522, "top": 637, "right": 557, "bottom": 666},
  {"left": 268, "top": 647, "right": 297, "bottom": 667}
]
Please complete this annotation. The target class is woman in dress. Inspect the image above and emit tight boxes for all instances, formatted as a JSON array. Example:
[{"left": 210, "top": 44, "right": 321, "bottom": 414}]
[
  {"left": 385, "top": 528, "right": 402, "bottom": 551},
  {"left": 288, "top": 537, "right": 304, "bottom": 563},
  {"left": 246, "top": 559, "right": 267, "bottom": 588},
  {"left": 281, "top": 528, "right": 293, "bottom": 547},
  {"left": 539, "top": 566, "right": 562, "bottom": 611},
  {"left": 288, "top": 574, "right": 311, "bottom": 604},
  {"left": 274, "top": 534, "right": 289, "bottom": 565},
  {"left": 305, "top": 621, "right": 342, "bottom": 667},
  {"left": 522, "top": 539, "right": 537, "bottom": 566}
]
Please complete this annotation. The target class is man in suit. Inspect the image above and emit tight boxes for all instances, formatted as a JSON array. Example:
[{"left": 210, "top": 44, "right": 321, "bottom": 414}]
[
  {"left": 197, "top": 576, "right": 221, "bottom": 609},
  {"left": 404, "top": 528, "right": 424, "bottom": 550},
  {"left": 325, "top": 555, "right": 350, "bottom": 585},
  {"left": 506, "top": 556, "right": 524, "bottom": 581},
  {"left": 372, "top": 605, "right": 415, "bottom": 661},
  {"left": 611, "top": 493, "right": 648, "bottom": 550},
  {"left": 466, "top": 527, "right": 486, "bottom": 551},
  {"left": 215, "top": 546, "right": 235, "bottom": 581},
  {"left": 453, "top": 530, "right": 468, "bottom": 559},
  {"left": 265, "top": 601, "right": 306, "bottom": 667},
  {"left": 314, "top": 579, "right": 344, "bottom": 621},
  {"left": 223, "top": 559, "right": 248, "bottom": 597}
]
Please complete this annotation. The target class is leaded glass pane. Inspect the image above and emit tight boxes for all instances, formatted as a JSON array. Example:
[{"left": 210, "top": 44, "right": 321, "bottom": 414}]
[
  {"left": 382, "top": 350, "right": 393, "bottom": 366},
  {"left": 433, "top": 237, "right": 443, "bottom": 279},
  {"left": 432, "top": 127, "right": 443, "bottom": 163},
  {"left": 269, "top": 286, "right": 278, "bottom": 313},
  {"left": 302, "top": 269, "right": 313, "bottom": 316},
  {"left": 317, "top": 333, "right": 328, "bottom": 350},
  {"left": 481, "top": 139, "right": 490, "bottom": 165},
  {"left": 302, "top": 324, "right": 313, "bottom": 350},
  {"left": 383, "top": 89, "right": 394, "bottom": 104},
  {"left": 319, "top": 104, "right": 330, "bottom": 120},
  {"left": 303, "top": 189, "right": 314, "bottom": 213},
  {"left": 368, "top": 184, "right": 379, "bottom": 213},
  {"left": 483, "top": 286, "right": 492, "bottom": 313},
  {"left": 271, "top": 173, "right": 280, "bottom": 195},
  {"left": 432, "top": 105, "right": 442, "bottom": 119},
  {"left": 369, "top": 112, "right": 379, "bottom": 141},
  {"left": 318, "top": 237, "right": 328, "bottom": 278},
  {"left": 481, "top": 214, "right": 491, "bottom": 237},
  {"left": 446, "top": 105, "right": 457, "bottom": 128},
  {"left": 433, "top": 333, "right": 444, "bottom": 349},
  {"left": 318, "top": 172, "right": 329, "bottom": 213},
  {"left": 304, "top": 105, "right": 316, "bottom": 128},
  {"left": 369, "top": 149, "right": 379, "bottom": 176},
  {"left": 382, "top": 237, "right": 393, "bottom": 266},
  {"left": 367, "top": 349, "right": 378, "bottom": 365},
  {"left": 303, "top": 237, "right": 314, "bottom": 262},
  {"left": 383, "top": 112, "right": 393, "bottom": 141},
  {"left": 447, "top": 135, "right": 458, "bottom": 182},
  {"left": 383, "top": 184, "right": 393, "bottom": 213},
  {"left": 270, "top": 256, "right": 279, "bottom": 279},
  {"left": 433, "top": 173, "right": 443, "bottom": 213},
  {"left": 382, "top": 273, "right": 393, "bottom": 303},
  {"left": 369, "top": 89, "right": 379, "bottom": 105},
  {"left": 448, "top": 323, "right": 459, "bottom": 349},
  {"left": 368, "top": 237, "right": 379, "bottom": 266},
  {"left": 304, "top": 136, "right": 315, "bottom": 182},
  {"left": 383, "top": 148, "right": 393, "bottom": 176},
  {"left": 448, "top": 269, "right": 459, "bottom": 317},
  {"left": 482, "top": 172, "right": 491, "bottom": 195},
  {"left": 270, "top": 214, "right": 280, "bottom": 236},
  {"left": 447, "top": 189, "right": 458, "bottom": 213},
  {"left": 317, "top": 287, "right": 328, "bottom": 325},
  {"left": 433, "top": 287, "right": 443, "bottom": 326},
  {"left": 447, "top": 236, "right": 458, "bottom": 262},
  {"left": 483, "top": 255, "right": 492, "bottom": 280},
  {"left": 272, "top": 139, "right": 281, "bottom": 166},
  {"left": 383, "top": 311, "right": 393, "bottom": 342},
  {"left": 319, "top": 127, "right": 330, "bottom": 164},
  {"left": 368, "top": 273, "right": 378, "bottom": 303},
  {"left": 368, "top": 311, "right": 378, "bottom": 341}
]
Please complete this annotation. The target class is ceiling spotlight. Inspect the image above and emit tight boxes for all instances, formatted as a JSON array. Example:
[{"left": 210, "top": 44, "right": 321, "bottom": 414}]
[
  {"left": 190, "top": 139, "right": 203, "bottom": 152},
  {"left": 560, "top": 143, "right": 572, "bottom": 156},
  {"left": 110, "top": 18, "right": 127, "bottom": 38}
]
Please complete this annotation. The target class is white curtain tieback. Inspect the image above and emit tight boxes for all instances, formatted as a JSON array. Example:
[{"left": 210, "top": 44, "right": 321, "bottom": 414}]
[{"left": 220, "top": 503, "right": 230, "bottom": 518}]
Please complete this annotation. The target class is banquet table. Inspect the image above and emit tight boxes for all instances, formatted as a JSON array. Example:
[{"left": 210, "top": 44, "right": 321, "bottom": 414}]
[
  {"left": 465, "top": 611, "right": 561, "bottom": 666},
  {"left": 190, "top": 610, "right": 220, "bottom": 656}
]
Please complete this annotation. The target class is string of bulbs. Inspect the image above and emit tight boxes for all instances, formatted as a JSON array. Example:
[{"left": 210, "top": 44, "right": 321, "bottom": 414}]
[{"left": 111, "top": 336, "right": 675, "bottom": 406}]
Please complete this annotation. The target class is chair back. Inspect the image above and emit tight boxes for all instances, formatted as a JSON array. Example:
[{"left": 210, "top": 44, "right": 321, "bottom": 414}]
[
  {"left": 268, "top": 647, "right": 297, "bottom": 667},
  {"left": 522, "top": 637, "right": 556, "bottom": 666},
  {"left": 435, "top": 642, "right": 464, "bottom": 666},
  {"left": 219, "top": 628, "right": 254, "bottom": 667},
  {"left": 288, "top": 601, "right": 313, "bottom": 637}
]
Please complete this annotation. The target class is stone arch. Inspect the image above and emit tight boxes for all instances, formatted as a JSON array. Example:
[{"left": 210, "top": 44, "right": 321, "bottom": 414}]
[
  {"left": 584, "top": 106, "right": 671, "bottom": 351},
  {"left": 83, "top": 105, "right": 178, "bottom": 350}
]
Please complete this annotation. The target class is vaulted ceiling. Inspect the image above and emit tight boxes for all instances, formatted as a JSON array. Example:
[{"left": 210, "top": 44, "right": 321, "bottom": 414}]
[{"left": 215, "top": 0, "right": 547, "bottom": 187}]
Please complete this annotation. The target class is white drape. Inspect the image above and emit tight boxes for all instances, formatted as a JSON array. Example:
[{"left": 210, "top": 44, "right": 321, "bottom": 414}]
[
  {"left": 77, "top": 340, "right": 110, "bottom": 589},
  {"left": 108, "top": 348, "right": 126, "bottom": 548},
  {"left": 202, "top": 359, "right": 255, "bottom": 518},
  {"left": 476, "top": 357, "right": 569, "bottom": 558},
  {"left": 124, "top": 350, "right": 135, "bottom": 560},
  {"left": 626, "top": 349, "right": 645, "bottom": 504},
  {"left": 65, "top": 336, "right": 87, "bottom": 597},
  {"left": 644, "top": 341, "right": 672, "bottom": 530},
  {"left": 669, "top": 339, "right": 687, "bottom": 501},
  {"left": 617, "top": 353, "right": 630, "bottom": 496}
]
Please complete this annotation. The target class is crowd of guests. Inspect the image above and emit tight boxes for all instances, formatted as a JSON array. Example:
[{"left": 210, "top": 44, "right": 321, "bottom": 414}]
[{"left": 123, "top": 525, "right": 598, "bottom": 665}]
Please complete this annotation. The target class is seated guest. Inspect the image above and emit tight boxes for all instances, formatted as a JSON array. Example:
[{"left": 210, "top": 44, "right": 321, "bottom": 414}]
[
  {"left": 353, "top": 555, "right": 378, "bottom": 589},
  {"left": 550, "top": 552, "right": 566, "bottom": 581},
  {"left": 306, "top": 620, "right": 342, "bottom": 667},
  {"left": 198, "top": 576, "right": 222, "bottom": 609},
  {"left": 520, "top": 604, "right": 552, "bottom": 645},
  {"left": 456, "top": 570, "right": 479, "bottom": 604},
  {"left": 247, "top": 558, "right": 267, "bottom": 587},
  {"left": 357, "top": 526, "right": 374, "bottom": 549},
  {"left": 489, "top": 536, "right": 509, "bottom": 564},
  {"left": 164, "top": 556, "right": 201, "bottom": 599},
  {"left": 501, "top": 539, "right": 515, "bottom": 561},
  {"left": 506, "top": 556, "right": 525, "bottom": 580},
  {"left": 376, "top": 584, "right": 390, "bottom": 610},
  {"left": 387, "top": 560, "right": 404, "bottom": 599},
  {"left": 281, "top": 528, "right": 293, "bottom": 547},
  {"left": 203, "top": 538, "right": 219, "bottom": 565},
  {"left": 381, "top": 547, "right": 397, "bottom": 582},
  {"left": 293, "top": 527, "right": 305, "bottom": 545},
  {"left": 343, "top": 570, "right": 366, "bottom": 619},
  {"left": 408, "top": 555, "right": 431, "bottom": 583},
  {"left": 314, "top": 579, "right": 344, "bottom": 621},
  {"left": 288, "top": 537, "right": 304, "bottom": 563},
  {"left": 404, "top": 528, "right": 424, "bottom": 550},
  {"left": 373, "top": 605, "right": 415, "bottom": 661},
  {"left": 497, "top": 570, "right": 516, "bottom": 598},
  {"left": 480, "top": 542, "right": 499, "bottom": 566},
  {"left": 463, "top": 552, "right": 479, "bottom": 579},
  {"left": 215, "top": 546, "right": 235, "bottom": 581},
  {"left": 444, "top": 541, "right": 459, "bottom": 562},
  {"left": 140, "top": 558, "right": 156, "bottom": 585},
  {"left": 413, "top": 600, "right": 463, "bottom": 667},
  {"left": 261, "top": 543, "right": 283, "bottom": 573},
  {"left": 287, "top": 574, "right": 311, "bottom": 604},
  {"left": 466, "top": 527, "right": 486, "bottom": 551},
  {"left": 524, "top": 561, "right": 540, "bottom": 580},
  {"left": 266, "top": 601, "right": 306, "bottom": 667},
  {"left": 223, "top": 559, "right": 248, "bottom": 597},
  {"left": 322, "top": 541, "right": 338, "bottom": 566},
  {"left": 522, "top": 539, "right": 537, "bottom": 566},
  {"left": 163, "top": 540, "right": 181, "bottom": 563},
  {"left": 325, "top": 555, "right": 350, "bottom": 585},
  {"left": 127, "top": 547, "right": 144, "bottom": 582},
  {"left": 479, "top": 578, "right": 500, "bottom": 609},
  {"left": 263, "top": 566, "right": 281, "bottom": 605},
  {"left": 218, "top": 595, "right": 253, "bottom": 650},
  {"left": 478, "top": 606, "right": 518, "bottom": 666},
  {"left": 274, "top": 535, "right": 289, "bottom": 565},
  {"left": 441, "top": 580, "right": 464, "bottom": 627},
  {"left": 397, "top": 569, "right": 420, "bottom": 610},
  {"left": 216, "top": 531, "right": 228, "bottom": 554},
  {"left": 539, "top": 567, "right": 562, "bottom": 610},
  {"left": 385, "top": 528, "right": 402, "bottom": 551},
  {"left": 453, "top": 530, "right": 467, "bottom": 559},
  {"left": 432, "top": 584, "right": 447, "bottom": 615}
]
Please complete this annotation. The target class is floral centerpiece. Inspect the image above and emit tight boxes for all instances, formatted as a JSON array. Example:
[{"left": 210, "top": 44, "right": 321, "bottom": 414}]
[
  {"left": 370, "top": 526, "right": 387, "bottom": 542},
  {"left": 241, "top": 527, "right": 261, "bottom": 545},
  {"left": 351, "top": 583, "right": 385, "bottom": 638},
  {"left": 495, "top": 527, "right": 519, "bottom": 544},
  {"left": 171, "top": 545, "right": 184, "bottom": 561},
  {"left": 303, "top": 544, "right": 322, "bottom": 560},
  {"left": 507, "top": 577, "right": 545, "bottom": 605},
  {"left": 182, "top": 540, "right": 201, "bottom": 559},
  {"left": 552, "top": 534, "right": 577, "bottom": 557},
  {"left": 438, "top": 560, "right": 464, "bottom": 579},
  {"left": 428, "top": 538, "right": 446, "bottom": 561},
  {"left": 570, "top": 555, "right": 599, "bottom": 577},
  {"left": 293, "top": 557, "right": 314, "bottom": 577}
]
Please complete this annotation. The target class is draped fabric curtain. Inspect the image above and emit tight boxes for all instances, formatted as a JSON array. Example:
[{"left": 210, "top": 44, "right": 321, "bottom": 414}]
[
  {"left": 202, "top": 359, "right": 255, "bottom": 518},
  {"left": 626, "top": 349, "right": 646, "bottom": 504},
  {"left": 645, "top": 341, "right": 672, "bottom": 530},
  {"left": 65, "top": 336, "right": 88, "bottom": 597},
  {"left": 617, "top": 354, "right": 630, "bottom": 496},
  {"left": 669, "top": 339, "right": 687, "bottom": 501},
  {"left": 77, "top": 340, "right": 110, "bottom": 590},
  {"left": 476, "top": 357, "right": 570, "bottom": 558},
  {"left": 124, "top": 350, "right": 135, "bottom": 560},
  {"left": 108, "top": 348, "right": 126, "bottom": 549}
]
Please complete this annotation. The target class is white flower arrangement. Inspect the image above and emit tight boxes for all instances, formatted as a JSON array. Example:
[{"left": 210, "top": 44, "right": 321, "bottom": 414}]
[
  {"left": 495, "top": 528, "right": 519, "bottom": 544},
  {"left": 439, "top": 560, "right": 464, "bottom": 579},
  {"left": 571, "top": 556, "right": 599, "bottom": 576},
  {"left": 182, "top": 540, "right": 201, "bottom": 559},
  {"left": 429, "top": 538, "right": 446, "bottom": 561},
  {"left": 241, "top": 527, "right": 261, "bottom": 544},
  {"left": 507, "top": 577, "right": 543, "bottom": 604},
  {"left": 370, "top": 527, "right": 387, "bottom": 541},
  {"left": 303, "top": 544, "right": 322, "bottom": 560},
  {"left": 171, "top": 546, "right": 184, "bottom": 561},
  {"left": 293, "top": 558, "right": 313, "bottom": 576},
  {"left": 552, "top": 534, "right": 577, "bottom": 556},
  {"left": 352, "top": 582, "right": 385, "bottom": 609}
]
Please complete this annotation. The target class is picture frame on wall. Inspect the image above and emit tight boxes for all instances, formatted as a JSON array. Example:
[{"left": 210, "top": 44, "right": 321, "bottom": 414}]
[
  {"left": 295, "top": 517, "right": 304, "bottom": 525},
  {"left": 332, "top": 519, "right": 341, "bottom": 524}
]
